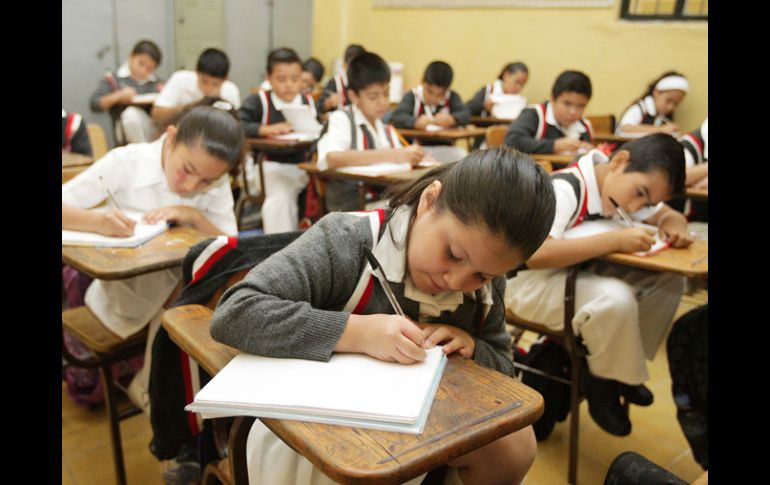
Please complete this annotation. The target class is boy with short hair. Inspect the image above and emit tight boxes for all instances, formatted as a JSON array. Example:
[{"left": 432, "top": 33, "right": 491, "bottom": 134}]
[
  {"left": 317, "top": 43, "right": 366, "bottom": 113},
  {"left": 89, "top": 39, "right": 164, "bottom": 144},
  {"left": 301, "top": 57, "right": 325, "bottom": 96},
  {"left": 391, "top": 60, "right": 471, "bottom": 163},
  {"left": 239, "top": 47, "right": 319, "bottom": 234},
  {"left": 505, "top": 134, "right": 692, "bottom": 437},
  {"left": 316, "top": 52, "right": 426, "bottom": 212},
  {"left": 151, "top": 47, "right": 241, "bottom": 125},
  {"left": 505, "top": 70, "right": 595, "bottom": 155}
]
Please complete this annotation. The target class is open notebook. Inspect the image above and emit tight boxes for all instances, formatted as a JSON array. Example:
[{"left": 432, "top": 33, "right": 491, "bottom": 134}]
[
  {"left": 280, "top": 105, "right": 323, "bottom": 136},
  {"left": 562, "top": 219, "right": 669, "bottom": 257},
  {"left": 62, "top": 209, "right": 168, "bottom": 248},
  {"left": 186, "top": 347, "right": 448, "bottom": 434}
]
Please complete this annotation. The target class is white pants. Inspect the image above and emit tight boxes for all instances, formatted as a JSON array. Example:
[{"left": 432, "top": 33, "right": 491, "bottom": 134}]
[
  {"left": 505, "top": 261, "right": 684, "bottom": 384},
  {"left": 120, "top": 106, "right": 154, "bottom": 143},
  {"left": 261, "top": 161, "right": 309, "bottom": 234},
  {"left": 423, "top": 145, "right": 468, "bottom": 164},
  {"left": 246, "top": 420, "right": 462, "bottom": 485}
]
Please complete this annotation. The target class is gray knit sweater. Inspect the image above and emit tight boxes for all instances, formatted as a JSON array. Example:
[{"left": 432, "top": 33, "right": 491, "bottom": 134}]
[{"left": 210, "top": 211, "right": 516, "bottom": 377}]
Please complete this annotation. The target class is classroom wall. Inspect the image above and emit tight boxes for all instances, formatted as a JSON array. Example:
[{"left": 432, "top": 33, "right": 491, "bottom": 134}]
[{"left": 311, "top": 1, "right": 708, "bottom": 132}]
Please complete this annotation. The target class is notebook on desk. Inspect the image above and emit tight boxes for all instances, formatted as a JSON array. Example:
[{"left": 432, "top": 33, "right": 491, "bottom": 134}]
[
  {"left": 490, "top": 94, "right": 526, "bottom": 119},
  {"left": 62, "top": 209, "right": 168, "bottom": 248},
  {"left": 186, "top": 347, "right": 447, "bottom": 434},
  {"left": 280, "top": 105, "right": 323, "bottom": 136},
  {"left": 562, "top": 219, "right": 669, "bottom": 257}
]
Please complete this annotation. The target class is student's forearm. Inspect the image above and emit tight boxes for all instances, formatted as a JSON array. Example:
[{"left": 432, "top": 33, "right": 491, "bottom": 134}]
[
  {"left": 644, "top": 204, "right": 685, "bottom": 227},
  {"left": 526, "top": 235, "right": 620, "bottom": 269},
  {"left": 98, "top": 90, "right": 125, "bottom": 111},
  {"left": 151, "top": 105, "right": 181, "bottom": 124},
  {"left": 62, "top": 205, "right": 103, "bottom": 232},
  {"left": 190, "top": 214, "right": 228, "bottom": 237},
  {"left": 325, "top": 149, "right": 407, "bottom": 168},
  {"left": 685, "top": 163, "right": 708, "bottom": 186}
]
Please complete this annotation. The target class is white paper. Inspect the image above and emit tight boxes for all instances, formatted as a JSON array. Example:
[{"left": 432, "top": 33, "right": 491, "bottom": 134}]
[
  {"left": 62, "top": 209, "right": 168, "bottom": 248},
  {"left": 425, "top": 124, "right": 443, "bottom": 132},
  {"left": 280, "top": 105, "right": 323, "bottom": 135},
  {"left": 337, "top": 162, "right": 412, "bottom": 176},
  {"left": 131, "top": 93, "right": 159, "bottom": 104},
  {"left": 270, "top": 132, "right": 318, "bottom": 141},
  {"left": 490, "top": 94, "right": 526, "bottom": 119},
  {"left": 561, "top": 219, "right": 668, "bottom": 257},
  {"left": 186, "top": 347, "right": 447, "bottom": 434}
]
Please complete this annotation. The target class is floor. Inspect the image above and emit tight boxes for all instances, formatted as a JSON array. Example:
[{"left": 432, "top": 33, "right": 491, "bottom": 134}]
[{"left": 62, "top": 287, "right": 707, "bottom": 485}]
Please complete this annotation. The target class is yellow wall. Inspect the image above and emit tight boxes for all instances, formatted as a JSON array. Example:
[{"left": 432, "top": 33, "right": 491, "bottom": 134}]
[{"left": 312, "top": 1, "right": 707, "bottom": 132}]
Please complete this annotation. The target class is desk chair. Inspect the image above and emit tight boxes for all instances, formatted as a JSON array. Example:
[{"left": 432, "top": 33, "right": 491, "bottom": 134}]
[
  {"left": 484, "top": 125, "right": 507, "bottom": 148},
  {"left": 61, "top": 306, "right": 148, "bottom": 485},
  {"left": 506, "top": 264, "right": 587, "bottom": 485},
  {"left": 86, "top": 123, "right": 109, "bottom": 160},
  {"left": 586, "top": 114, "right": 616, "bottom": 135}
]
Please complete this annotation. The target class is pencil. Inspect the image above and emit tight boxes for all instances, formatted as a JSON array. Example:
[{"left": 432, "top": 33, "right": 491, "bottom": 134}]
[{"left": 98, "top": 176, "right": 123, "bottom": 211}]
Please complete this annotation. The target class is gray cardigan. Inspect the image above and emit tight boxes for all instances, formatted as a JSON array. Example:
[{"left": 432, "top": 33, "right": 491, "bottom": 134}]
[{"left": 210, "top": 211, "right": 516, "bottom": 377}]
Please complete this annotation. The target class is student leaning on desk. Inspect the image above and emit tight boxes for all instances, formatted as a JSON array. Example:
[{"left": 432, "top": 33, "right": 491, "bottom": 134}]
[
  {"left": 209, "top": 148, "right": 555, "bottom": 485},
  {"left": 505, "top": 134, "right": 693, "bottom": 437},
  {"left": 61, "top": 105, "right": 241, "bottom": 414}
]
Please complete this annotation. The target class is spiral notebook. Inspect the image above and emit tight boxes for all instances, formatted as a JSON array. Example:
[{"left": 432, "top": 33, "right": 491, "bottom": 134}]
[{"left": 186, "top": 347, "right": 447, "bottom": 434}]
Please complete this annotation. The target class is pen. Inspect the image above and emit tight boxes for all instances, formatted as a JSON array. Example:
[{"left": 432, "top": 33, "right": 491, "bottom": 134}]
[
  {"left": 364, "top": 247, "right": 405, "bottom": 317},
  {"left": 609, "top": 196, "right": 634, "bottom": 228},
  {"left": 98, "top": 176, "right": 123, "bottom": 211}
]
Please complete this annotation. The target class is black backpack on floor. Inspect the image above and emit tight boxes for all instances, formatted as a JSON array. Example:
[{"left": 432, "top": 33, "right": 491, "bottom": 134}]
[{"left": 520, "top": 338, "right": 573, "bottom": 440}]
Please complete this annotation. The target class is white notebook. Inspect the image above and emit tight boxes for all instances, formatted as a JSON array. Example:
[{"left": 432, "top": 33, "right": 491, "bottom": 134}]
[
  {"left": 62, "top": 209, "right": 168, "bottom": 248},
  {"left": 490, "top": 94, "right": 526, "bottom": 119},
  {"left": 186, "top": 347, "right": 448, "bottom": 434},
  {"left": 562, "top": 219, "right": 669, "bottom": 257},
  {"left": 336, "top": 162, "right": 412, "bottom": 176},
  {"left": 280, "top": 105, "right": 323, "bottom": 135}
]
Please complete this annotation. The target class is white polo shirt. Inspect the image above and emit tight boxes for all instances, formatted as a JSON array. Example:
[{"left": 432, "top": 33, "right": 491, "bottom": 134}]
[
  {"left": 617, "top": 95, "right": 670, "bottom": 133},
  {"left": 154, "top": 70, "right": 241, "bottom": 110}
]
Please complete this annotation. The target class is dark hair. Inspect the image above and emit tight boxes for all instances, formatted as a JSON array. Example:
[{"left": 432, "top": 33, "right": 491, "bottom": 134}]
[
  {"left": 385, "top": 147, "right": 556, "bottom": 261},
  {"left": 552, "top": 70, "right": 592, "bottom": 99},
  {"left": 267, "top": 47, "right": 302, "bottom": 74},
  {"left": 642, "top": 70, "right": 686, "bottom": 98},
  {"left": 174, "top": 105, "right": 245, "bottom": 170},
  {"left": 303, "top": 57, "right": 325, "bottom": 82},
  {"left": 196, "top": 48, "right": 230, "bottom": 78},
  {"left": 132, "top": 40, "right": 162, "bottom": 66},
  {"left": 343, "top": 44, "right": 366, "bottom": 64},
  {"left": 423, "top": 61, "right": 454, "bottom": 88},
  {"left": 347, "top": 52, "right": 390, "bottom": 93},
  {"left": 498, "top": 62, "right": 528, "bottom": 80},
  {"left": 618, "top": 133, "right": 686, "bottom": 196}
]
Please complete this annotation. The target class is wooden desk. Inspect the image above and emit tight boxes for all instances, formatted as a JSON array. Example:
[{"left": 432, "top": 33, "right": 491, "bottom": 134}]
[
  {"left": 531, "top": 153, "right": 576, "bottom": 166},
  {"left": 470, "top": 116, "right": 513, "bottom": 127},
  {"left": 603, "top": 239, "right": 708, "bottom": 278},
  {"left": 686, "top": 187, "right": 708, "bottom": 200},
  {"left": 396, "top": 126, "right": 487, "bottom": 151},
  {"left": 62, "top": 152, "right": 94, "bottom": 167},
  {"left": 163, "top": 304, "right": 544, "bottom": 485},
  {"left": 239, "top": 137, "right": 317, "bottom": 228},
  {"left": 298, "top": 162, "right": 432, "bottom": 188},
  {"left": 592, "top": 133, "right": 635, "bottom": 144},
  {"left": 62, "top": 226, "right": 209, "bottom": 280}
]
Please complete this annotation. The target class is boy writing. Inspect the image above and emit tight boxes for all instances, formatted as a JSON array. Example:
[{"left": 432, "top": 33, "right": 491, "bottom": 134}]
[
  {"left": 316, "top": 52, "right": 426, "bottom": 212},
  {"left": 505, "top": 70, "right": 594, "bottom": 155},
  {"left": 505, "top": 134, "right": 692, "bottom": 437},
  {"left": 151, "top": 47, "right": 241, "bottom": 125},
  {"left": 89, "top": 39, "right": 164, "bottom": 144},
  {"left": 391, "top": 60, "right": 471, "bottom": 163}
]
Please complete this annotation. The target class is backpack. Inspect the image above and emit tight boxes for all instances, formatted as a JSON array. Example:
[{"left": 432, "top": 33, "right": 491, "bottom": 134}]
[
  {"left": 666, "top": 304, "right": 708, "bottom": 470},
  {"left": 520, "top": 338, "right": 573, "bottom": 440}
]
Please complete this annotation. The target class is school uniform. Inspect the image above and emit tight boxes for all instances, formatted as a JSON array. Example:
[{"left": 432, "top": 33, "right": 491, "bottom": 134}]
[
  {"left": 154, "top": 70, "right": 241, "bottom": 111},
  {"left": 616, "top": 95, "right": 672, "bottom": 134},
  {"left": 504, "top": 149, "right": 685, "bottom": 385},
  {"left": 467, "top": 79, "right": 528, "bottom": 117},
  {"left": 673, "top": 118, "right": 708, "bottom": 221},
  {"left": 210, "top": 207, "right": 512, "bottom": 485},
  {"left": 89, "top": 63, "right": 164, "bottom": 144},
  {"left": 316, "top": 72, "right": 351, "bottom": 113},
  {"left": 62, "top": 109, "right": 92, "bottom": 156},
  {"left": 504, "top": 101, "right": 593, "bottom": 154},
  {"left": 316, "top": 104, "right": 404, "bottom": 211},
  {"left": 391, "top": 85, "right": 471, "bottom": 162},
  {"left": 239, "top": 89, "right": 318, "bottom": 234}
]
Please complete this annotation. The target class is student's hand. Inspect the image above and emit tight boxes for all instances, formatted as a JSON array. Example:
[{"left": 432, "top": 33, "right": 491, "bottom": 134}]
[
  {"left": 578, "top": 141, "right": 594, "bottom": 152},
  {"left": 324, "top": 93, "right": 340, "bottom": 110},
  {"left": 433, "top": 112, "right": 456, "bottom": 127},
  {"left": 118, "top": 86, "right": 138, "bottom": 104},
  {"left": 658, "top": 213, "right": 694, "bottom": 248},
  {"left": 659, "top": 122, "right": 679, "bottom": 134},
  {"left": 359, "top": 315, "right": 427, "bottom": 364},
  {"left": 99, "top": 208, "right": 137, "bottom": 237},
  {"left": 553, "top": 137, "right": 583, "bottom": 154},
  {"left": 611, "top": 227, "right": 657, "bottom": 253},
  {"left": 414, "top": 115, "right": 432, "bottom": 130},
  {"left": 483, "top": 98, "right": 495, "bottom": 113},
  {"left": 144, "top": 205, "right": 202, "bottom": 227},
  {"left": 693, "top": 176, "right": 708, "bottom": 190},
  {"left": 259, "top": 122, "right": 293, "bottom": 137},
  {"left": 419, "top": 323, "right": 475, "bottom": 358},
  {"left": 402, "top": 144, "right": 425, "bottom": 166}
]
